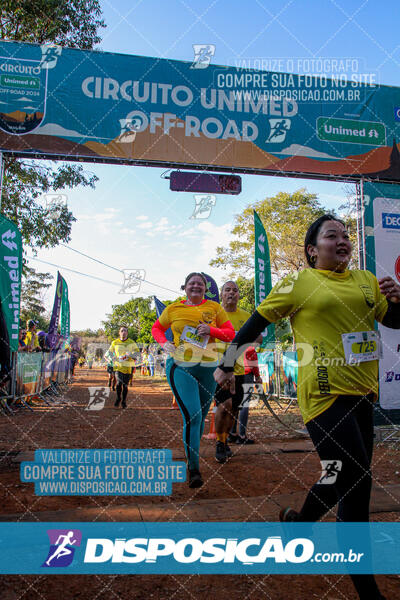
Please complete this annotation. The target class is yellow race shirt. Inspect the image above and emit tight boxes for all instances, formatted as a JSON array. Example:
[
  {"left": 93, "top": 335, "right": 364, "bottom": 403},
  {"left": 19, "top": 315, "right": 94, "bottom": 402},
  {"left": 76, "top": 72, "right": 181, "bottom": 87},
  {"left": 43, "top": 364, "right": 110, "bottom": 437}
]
[
  {"left": 24, "top": 331, "right": 40, "bottom": 350},
  {"left": 223, "top": 307, "right": 251, "bottom": 375},
  {"left": 158, "top": 299, "right": 230, "bottom": 364},
  {"left": 257, "top": 268, "right": 389, "bottom": 423},
  {"left": 109, "top": 338, "right": 140, "bottom": 374}
]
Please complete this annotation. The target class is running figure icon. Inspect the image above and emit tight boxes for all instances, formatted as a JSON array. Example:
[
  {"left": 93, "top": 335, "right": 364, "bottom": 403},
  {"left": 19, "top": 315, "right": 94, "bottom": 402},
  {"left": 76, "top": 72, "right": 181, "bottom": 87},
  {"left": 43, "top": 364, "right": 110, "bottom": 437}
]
[{"left": 45, "top": 531, "right": 77, "bottom": 566}]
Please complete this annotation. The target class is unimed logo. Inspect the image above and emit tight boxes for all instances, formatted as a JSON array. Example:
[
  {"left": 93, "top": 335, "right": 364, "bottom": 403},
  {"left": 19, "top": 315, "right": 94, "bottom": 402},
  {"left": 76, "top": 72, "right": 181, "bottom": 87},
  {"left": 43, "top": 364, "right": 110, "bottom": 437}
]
[
  {"left": 382, "top": 212, "right": 400, "bottom": 229},
  {"left": 83, "top": 536, "right": 314, "bottom": 565}
]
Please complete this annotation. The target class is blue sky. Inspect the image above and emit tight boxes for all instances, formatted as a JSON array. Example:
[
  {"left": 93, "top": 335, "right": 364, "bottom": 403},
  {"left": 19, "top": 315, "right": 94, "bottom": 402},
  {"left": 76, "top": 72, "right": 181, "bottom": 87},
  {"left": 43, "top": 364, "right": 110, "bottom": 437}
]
[{"left": 27, "top": 0, "right": 400, "bottom": 330}]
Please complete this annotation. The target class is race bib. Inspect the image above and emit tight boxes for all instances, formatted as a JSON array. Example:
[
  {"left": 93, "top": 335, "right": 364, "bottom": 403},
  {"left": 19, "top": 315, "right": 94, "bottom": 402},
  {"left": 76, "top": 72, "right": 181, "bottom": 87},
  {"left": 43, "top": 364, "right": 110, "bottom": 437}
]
[
  {"left": 180, "top": 326, "right": 209, "bottom": 349},
  {"left": 341, "top": 330, "right": 383, "bottom": 365}
]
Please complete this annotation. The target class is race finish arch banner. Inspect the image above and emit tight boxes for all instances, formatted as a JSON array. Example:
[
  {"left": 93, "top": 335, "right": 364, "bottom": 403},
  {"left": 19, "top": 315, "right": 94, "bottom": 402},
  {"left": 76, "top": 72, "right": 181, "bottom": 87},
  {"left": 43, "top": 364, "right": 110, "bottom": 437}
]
[
  {"left": 1, "top": 41, "right": 400, "bottom": 180},
  {"left": 364, "top": 182, "right": 400, "bottom": 411}
]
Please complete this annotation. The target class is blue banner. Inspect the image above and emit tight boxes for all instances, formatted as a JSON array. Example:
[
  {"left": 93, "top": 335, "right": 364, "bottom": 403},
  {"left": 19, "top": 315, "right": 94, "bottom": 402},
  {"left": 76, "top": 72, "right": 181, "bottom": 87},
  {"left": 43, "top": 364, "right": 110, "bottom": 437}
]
[
  {"left": 201, "top": 272, "right": 219, "bottom": 303},
  {"left": 0, "top": 522, "right": 399, "bottom": 574},
  {"left": 154, "top": 296, "right": 173, "bottom": 342},
  {"left": 1, "top": 41, "right": 399, "bottom": 180}
]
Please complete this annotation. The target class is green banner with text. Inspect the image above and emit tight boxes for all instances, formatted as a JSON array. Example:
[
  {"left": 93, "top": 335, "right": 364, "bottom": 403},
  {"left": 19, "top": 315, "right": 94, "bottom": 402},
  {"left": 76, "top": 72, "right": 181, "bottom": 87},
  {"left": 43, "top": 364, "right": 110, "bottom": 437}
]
[
  {"left": 254, "top": 210, "right": 275, "bottom": 343},
  {"left": 0, "top": 214, "right": 22, "bottom": 353},
  {"left": 60, "top": 276, "right": 70, "bottom": 339}
]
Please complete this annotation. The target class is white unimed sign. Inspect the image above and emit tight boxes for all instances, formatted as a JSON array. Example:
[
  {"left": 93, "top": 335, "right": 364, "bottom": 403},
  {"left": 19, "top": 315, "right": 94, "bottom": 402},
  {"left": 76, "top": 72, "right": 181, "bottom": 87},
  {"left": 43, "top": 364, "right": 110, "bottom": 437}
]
[{"left": 373, "top": 197, "right": 400, "bottom": 410}]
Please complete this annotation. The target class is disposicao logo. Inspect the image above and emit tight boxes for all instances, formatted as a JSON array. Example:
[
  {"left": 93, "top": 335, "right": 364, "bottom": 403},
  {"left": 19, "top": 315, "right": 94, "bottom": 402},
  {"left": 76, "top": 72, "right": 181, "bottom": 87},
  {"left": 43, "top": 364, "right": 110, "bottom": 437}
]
[
  {"left": 42, "top": 529, "right": 82, "bottom": 567},
  {"left": 382, "top": 213, "right": 400, "bottom": 229},
  {"left": 83, "top": 536, "right": 314, "bottom": 564}
]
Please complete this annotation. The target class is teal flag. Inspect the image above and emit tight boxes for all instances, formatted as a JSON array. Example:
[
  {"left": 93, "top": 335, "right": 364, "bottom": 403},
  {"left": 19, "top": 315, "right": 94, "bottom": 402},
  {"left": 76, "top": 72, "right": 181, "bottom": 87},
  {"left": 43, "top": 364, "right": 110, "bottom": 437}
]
[
  {"left": 254, "top": 210, "right": 275, "bottom": 344},
  {"left": 0, "top": 214, "right": 22, "bottom": 352},
  {"left": 60, "top": 276, "right": 70, "bottom": 339}
]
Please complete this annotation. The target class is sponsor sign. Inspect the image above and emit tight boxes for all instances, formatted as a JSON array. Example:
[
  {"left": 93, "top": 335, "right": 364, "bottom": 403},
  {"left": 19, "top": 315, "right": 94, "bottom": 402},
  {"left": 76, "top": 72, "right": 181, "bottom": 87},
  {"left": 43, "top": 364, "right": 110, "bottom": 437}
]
[
  {"left": 317, "top": 117, "right": 386, "bottom": 146},
  {"left": 365, "top": 185, "right": 400, "bottom": 410},
  {"left": 1, "top": 41, "right": 400, "bottom": 180}
]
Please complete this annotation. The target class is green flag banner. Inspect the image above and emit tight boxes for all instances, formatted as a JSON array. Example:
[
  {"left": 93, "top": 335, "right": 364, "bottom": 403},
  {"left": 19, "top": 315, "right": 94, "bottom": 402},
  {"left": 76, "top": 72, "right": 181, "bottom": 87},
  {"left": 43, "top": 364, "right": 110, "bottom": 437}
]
[
  {"left": 254, "top": 210, "right": 275, "bottom": 344},
  {"left": 60, "top": 276, "right": 70, "bottom": 339},
  {"left": 0, "top": 214, "right": 22, "bottom": 352}
]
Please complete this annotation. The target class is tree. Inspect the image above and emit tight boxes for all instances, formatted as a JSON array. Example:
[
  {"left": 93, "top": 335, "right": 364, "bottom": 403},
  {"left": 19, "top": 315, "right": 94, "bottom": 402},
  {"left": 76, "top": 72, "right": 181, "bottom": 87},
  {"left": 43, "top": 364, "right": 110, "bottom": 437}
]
[
  {"left": 0, "top": 0, "right": 105, "bottom": 49},
  {"left": 19, "top": 266, "right": 53, "bottom": 330},
  {"left": 102, "top": 298, "right": 156, "bottom": 342},
  {"left": 236, "top": 276, "right": 255, "bottom": 313},
  {"left": 210, "top": 189, "right": 326, "bottom": 278},
  {"left": 2, "top": 158, "right": 98, "bottom": 249}
]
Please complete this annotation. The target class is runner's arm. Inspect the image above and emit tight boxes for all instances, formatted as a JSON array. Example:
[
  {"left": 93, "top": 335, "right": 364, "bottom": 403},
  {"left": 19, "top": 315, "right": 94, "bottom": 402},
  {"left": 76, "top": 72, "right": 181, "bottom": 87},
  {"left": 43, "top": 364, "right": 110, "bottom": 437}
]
[
  {"left": 209, "top": 320, "right": 235, "bottom": 342},
  {"left": 219, "top": 312, "right": 271, "bottom": 373},
  {"left": 381, "top": 301, "right": 400, "bottom": 329},
  {"left": 151, "top": 319, "right": 169, "bottom": 345}
]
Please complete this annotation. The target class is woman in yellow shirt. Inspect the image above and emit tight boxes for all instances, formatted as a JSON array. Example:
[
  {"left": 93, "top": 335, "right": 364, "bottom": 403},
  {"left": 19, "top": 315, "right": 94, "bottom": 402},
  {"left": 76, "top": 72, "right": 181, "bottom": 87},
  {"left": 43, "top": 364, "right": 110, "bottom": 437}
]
[
  {"left": 215, "top": 215, "right": 399, "bottom": 600},
  {"left": 152, "top": 272, "right": 235, "bottom": 488}
]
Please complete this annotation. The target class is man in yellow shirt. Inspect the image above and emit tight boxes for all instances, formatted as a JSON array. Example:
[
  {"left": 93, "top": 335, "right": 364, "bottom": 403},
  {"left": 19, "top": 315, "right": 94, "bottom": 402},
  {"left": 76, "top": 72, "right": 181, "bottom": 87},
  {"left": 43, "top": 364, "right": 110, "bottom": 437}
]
[
  {"left": 214, "top": 281, "right": 261, "bottom": 463},
  {"left": 107, "top": 326, "right": 140, "bottom": 408}
]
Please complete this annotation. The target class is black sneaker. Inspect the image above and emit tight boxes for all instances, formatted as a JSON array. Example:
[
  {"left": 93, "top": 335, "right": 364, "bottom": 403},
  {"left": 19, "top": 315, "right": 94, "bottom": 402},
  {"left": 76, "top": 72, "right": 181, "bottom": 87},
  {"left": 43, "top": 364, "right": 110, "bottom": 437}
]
[
  {"left": 227, "top": 433, "right": 238, "bottom": 443},
  {"left": 225, "top": 443, "right": 233, "bottom": 458},
  {"left": 188, "top": 469, "right": 203, "bottom": 488},
  {"left": 279, "top": 507, "right": 300, "bottom": 522},
  {"left": 215, "top": 441, "right": 226, "bottom": 463},
  {"left": 121, "top": 401, "right": 127, "bottom": 409},
  {"left": 236, "top": 436, "right": 255, "bottom": 445},
  {"left": 114, "top": 398, "right": 121, "bottom": 407}
]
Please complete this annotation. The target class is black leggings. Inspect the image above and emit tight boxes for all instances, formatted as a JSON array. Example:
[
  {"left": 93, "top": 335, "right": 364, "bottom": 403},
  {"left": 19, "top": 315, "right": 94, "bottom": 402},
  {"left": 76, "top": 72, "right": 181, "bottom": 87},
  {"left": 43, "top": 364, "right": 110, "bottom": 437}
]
[
  {"left": 116, "top": 383, "right": 128, "bottom": 402},
  {"left": 300, "top": 395, "right": 384, "bottom": 600}
]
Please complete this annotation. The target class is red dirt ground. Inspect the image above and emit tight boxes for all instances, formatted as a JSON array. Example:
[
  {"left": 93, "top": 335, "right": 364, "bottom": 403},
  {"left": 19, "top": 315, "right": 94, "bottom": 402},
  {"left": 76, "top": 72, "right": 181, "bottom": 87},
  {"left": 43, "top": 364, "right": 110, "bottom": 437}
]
[{"left": 0, "top": 367, "right": 399, "bottom": 599}]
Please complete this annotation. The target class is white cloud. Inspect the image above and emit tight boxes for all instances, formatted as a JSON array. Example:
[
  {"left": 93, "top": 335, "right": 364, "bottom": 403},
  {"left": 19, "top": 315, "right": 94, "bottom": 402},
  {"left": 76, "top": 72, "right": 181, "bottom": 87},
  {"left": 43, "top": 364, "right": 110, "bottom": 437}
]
[
  {"left": 136, "top": 215, "right": 149, "bottom": 221},
  {"left": 76, "top": 208, "right": 119, "bottom": 223},
  {"left": 277, "top": 144, "right": 338, "bottom": 160},
  {"left": 137, "top": 221, "right": 152, "bottom": 229}
]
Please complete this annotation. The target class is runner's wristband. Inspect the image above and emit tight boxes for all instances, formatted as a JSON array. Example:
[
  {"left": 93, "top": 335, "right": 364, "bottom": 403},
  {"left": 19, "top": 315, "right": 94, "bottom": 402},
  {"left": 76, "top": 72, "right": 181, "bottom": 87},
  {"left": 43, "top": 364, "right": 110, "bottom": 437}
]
[{"left": 219, "top": 312, "right": 271, "bottom": 372}]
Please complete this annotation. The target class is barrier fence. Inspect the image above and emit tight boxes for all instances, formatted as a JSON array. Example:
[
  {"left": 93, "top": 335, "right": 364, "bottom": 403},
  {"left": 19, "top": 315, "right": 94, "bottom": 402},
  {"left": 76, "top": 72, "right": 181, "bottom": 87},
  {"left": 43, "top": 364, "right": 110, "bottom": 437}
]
[
  {"left": 258, "top": 349, "right": 298, "bottom": 404},
  {"left": 1, "top": 350, "right": 73, "bottom": 414}
]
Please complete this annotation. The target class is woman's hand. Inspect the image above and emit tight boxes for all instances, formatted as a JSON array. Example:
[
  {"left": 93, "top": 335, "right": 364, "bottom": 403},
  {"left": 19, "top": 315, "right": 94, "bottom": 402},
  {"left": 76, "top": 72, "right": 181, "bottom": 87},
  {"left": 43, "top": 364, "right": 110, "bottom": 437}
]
[
  {"left": 163, "top": 341, "right": 176, "bottom": 354},
  {"left": 214, "top": 367, "right": 235, "bottom": 393},
  {"left": 379, "top": 276, "right": 400, "bottom": 303},
  {"left": 196, "top": 323, "right": 210, "bottom": 336}
]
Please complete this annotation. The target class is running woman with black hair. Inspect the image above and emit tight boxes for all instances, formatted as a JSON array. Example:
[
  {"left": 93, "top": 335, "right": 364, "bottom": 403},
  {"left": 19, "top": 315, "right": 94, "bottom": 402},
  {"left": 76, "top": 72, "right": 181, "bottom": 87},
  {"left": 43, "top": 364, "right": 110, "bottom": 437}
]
[
  {"left": 107, "top": 326, "right": 139, "bottom": 408},
  {"left": 152, "top": 272, "right": 235, "bottom": 488},
  {"left": 215, "top": 214, "right": 400, "bottom": 600}
]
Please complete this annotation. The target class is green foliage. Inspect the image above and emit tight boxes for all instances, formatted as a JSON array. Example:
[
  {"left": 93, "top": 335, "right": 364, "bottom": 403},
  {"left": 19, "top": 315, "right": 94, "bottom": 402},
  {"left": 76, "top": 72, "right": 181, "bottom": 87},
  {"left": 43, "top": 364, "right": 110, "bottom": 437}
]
[
  {"left": 0, "top": 0, "right": 105, "bottom": 49},
  {"left": 3, "top": 157, "right": 98, "bottom": 250},
  {"left": 19, "top": 266, "right": 52, "bottom": 329},
  {"left": 210, "top": 188, "right": 326, "bottom": 277},
  {"left": 102, "top": 297, "right": 156, "bottom": 342},
  {"left": 235, "top": 276, "right": 255, "bottom": 313}
]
